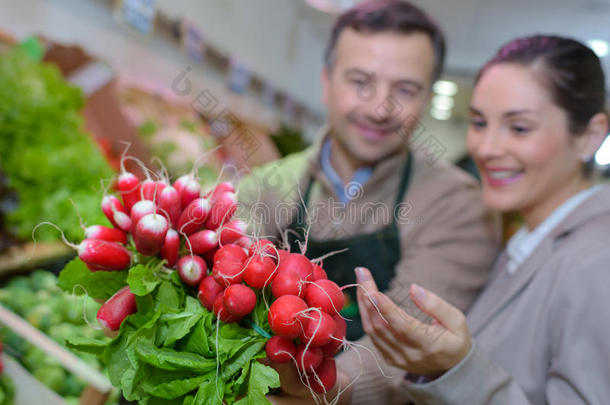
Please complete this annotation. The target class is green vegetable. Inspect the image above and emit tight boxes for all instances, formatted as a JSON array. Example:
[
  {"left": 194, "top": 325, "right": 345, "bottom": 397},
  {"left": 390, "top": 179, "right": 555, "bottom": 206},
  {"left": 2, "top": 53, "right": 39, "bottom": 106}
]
[
  {"left": 0, "top": 373, "right": 16, "bottom": 405},
  {"left": 58, "top": 258, "right": 127, "bottom": 301},
  {"left": 0, "top": 48, "right": 114, "bottom": 242},
  {"left": 65, "top": 269, "right": 280, "bottom": 404},
  {"left": 0, "top": 270, "right": 115, "bottom": 402}
]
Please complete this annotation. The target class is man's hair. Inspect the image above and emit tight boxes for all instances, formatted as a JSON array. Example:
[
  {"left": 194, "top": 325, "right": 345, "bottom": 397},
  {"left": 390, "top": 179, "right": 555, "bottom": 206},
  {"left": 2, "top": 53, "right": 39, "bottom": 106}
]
[{"left": 324, "top": 0, "right": 446, "bottom": 81}]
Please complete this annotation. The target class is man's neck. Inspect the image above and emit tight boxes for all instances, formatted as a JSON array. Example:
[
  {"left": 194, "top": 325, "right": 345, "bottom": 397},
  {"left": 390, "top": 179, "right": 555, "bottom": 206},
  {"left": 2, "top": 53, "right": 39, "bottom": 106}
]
[{"left": 328, "top": 138, "right": 367, "bottom": 183}]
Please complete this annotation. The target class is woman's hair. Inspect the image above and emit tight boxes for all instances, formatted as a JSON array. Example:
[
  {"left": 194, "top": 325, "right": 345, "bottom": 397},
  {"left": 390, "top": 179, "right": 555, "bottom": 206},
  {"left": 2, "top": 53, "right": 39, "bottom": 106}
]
[
  {"left": 324, "top": 0, "right": 446, "bottom": 81},
  {"left": 476, "top": 35, "right": 607, "bottom": 135}
]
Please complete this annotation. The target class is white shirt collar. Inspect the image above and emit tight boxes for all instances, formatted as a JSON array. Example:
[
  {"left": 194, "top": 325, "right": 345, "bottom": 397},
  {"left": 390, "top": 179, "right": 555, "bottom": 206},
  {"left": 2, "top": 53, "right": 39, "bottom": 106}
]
[{"left": 506, "top": 185, "right": 603, "bottom": 275}]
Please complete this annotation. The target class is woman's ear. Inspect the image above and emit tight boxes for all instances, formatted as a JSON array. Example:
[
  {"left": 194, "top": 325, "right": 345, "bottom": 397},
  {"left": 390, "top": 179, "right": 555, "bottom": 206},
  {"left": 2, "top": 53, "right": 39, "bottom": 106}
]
[{"left": 576, "top": 112, "right": 609, "bottom": 161}]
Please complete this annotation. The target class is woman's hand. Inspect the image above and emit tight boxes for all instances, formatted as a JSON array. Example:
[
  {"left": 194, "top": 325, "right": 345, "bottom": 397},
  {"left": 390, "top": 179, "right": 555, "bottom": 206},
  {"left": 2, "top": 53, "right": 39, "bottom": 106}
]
[{"left": 355, "top": 267, "right": 472, "bottom": 377}]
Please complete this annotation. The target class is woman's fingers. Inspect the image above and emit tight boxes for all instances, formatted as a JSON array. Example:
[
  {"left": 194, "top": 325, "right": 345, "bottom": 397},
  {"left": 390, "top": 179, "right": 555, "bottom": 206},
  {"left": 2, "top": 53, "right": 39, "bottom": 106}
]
[{"left": 409, "top": 284, "right": 466, "bottom": 333}]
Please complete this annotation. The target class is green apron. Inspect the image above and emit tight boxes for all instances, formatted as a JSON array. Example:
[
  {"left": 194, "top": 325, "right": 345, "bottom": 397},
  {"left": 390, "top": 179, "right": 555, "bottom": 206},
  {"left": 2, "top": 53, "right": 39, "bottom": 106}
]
[{"left": 288, "top": 153, "right": 412, "bottom": 341}]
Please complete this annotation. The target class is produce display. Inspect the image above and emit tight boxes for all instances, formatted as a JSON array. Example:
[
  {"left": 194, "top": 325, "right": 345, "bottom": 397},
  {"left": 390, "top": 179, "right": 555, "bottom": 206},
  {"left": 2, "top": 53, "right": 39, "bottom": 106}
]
[
  {"left": 0, "top": 339, "right": 15, "bottom": 405},
  {"left": 0, "top": 48, "right": 114, "bottom": 243},
  {"left": 0, "top": 270, "right": 117, "bottom": 404},
  {"left": 56, "top": 161, "right": 350, "bottom": 404}
]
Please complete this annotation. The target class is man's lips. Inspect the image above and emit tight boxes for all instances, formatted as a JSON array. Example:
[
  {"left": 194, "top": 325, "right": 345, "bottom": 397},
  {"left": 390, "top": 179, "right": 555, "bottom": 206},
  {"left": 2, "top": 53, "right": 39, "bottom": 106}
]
[{"left": 352, "top": 122, "right": 396, "bottom": 140}]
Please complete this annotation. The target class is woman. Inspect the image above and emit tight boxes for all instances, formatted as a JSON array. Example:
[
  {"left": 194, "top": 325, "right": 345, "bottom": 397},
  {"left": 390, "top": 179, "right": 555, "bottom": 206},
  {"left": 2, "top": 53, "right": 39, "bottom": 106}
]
[{"left": 354, "top": 35, "right": 610, "bottom": 404}]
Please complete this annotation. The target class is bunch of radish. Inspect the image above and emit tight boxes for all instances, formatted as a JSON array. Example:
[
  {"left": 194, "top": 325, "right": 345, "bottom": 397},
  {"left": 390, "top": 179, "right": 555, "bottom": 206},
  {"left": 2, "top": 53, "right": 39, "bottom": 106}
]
[
  {"left": 78, "top": 166, "right": 246, "bottom": 332},
  {"left": 69, "top": 162, "right": 349, "bottom": 396}
]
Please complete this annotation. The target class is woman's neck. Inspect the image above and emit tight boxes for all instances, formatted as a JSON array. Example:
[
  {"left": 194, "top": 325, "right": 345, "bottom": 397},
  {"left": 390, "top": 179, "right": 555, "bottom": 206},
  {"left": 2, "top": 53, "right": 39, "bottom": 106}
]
[{"left": 521, "top": 176, "right": 591, "bottom": 230}]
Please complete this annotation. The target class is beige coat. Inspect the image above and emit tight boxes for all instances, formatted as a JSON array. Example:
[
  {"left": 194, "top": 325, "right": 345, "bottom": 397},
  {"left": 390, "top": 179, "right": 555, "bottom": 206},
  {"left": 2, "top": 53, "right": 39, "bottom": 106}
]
[
  {"left": 402, "top": 185, "right": 610, "bottom": 405},
  {"left": 238, "top": 131, "right": 500, "bottom": 401}
]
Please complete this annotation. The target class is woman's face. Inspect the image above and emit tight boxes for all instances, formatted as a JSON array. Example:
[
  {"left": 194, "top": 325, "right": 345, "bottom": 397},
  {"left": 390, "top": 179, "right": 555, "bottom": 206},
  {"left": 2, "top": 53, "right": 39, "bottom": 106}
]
[{"left": 468, "top": 63, "right": 587, "bottom": 228}]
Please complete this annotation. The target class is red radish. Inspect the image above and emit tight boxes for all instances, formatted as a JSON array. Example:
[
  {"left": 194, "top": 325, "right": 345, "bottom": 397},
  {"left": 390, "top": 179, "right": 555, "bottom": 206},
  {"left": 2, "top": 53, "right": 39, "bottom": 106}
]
[
  {"left": 178, "top": 198, "right": 210, "bottom": 235},
  {"left": 205, "top": 191, "right": 237, "bottom": 230},
  {"left": 212, "top": 244, "right": 247, "bottom": 287},
  {"left": 223, "top": 284, "right": 256, "bottom": 317},
  {"left": 79, "top": 239, "right": 131, "bottom": 271},
  {"left": 265, "top": 336, "right": 296, "bottom": 364},
  {"left": 134, "top": 213, "right": 169, "bottom": 256},
  {"left": 277, "top": 250, "right": 291, "bottom": 264},
  {"left": 198, "top": 275, "right": 224, "bottom": 311},
  {"left": 130, "top": 200, "right": 156, "bottom": 231},
  {"left": 181, "top": 178, "right": 201, "bottom": 209},
  {"left": 117, "top": 172, "right": 140, "bottom": 213},
  {"left": 202, "top": 248, "right": 218, "bottom": 269},
  {"left": 278, "top": 253, "right": 313, "bottom": 281},
  {"left": 141, "top": 179, "right": 166, "bottom": 202},
  {"left": 207, "top": 181, "right": 235, "bottom": 201},
  {"left": 271, "top": 271, "right": 303, "bottom": 298},
  {"left": 213, "top": 294, "right": 241, "bottom": 323},
  {"left": 309, "top": 357, "right": 337, "bottom": 394},
  {"left": 243, "top": 255, "right": 277, "bottom": 289},
  {"left": 84, "top": 225, "right": 127, "bottom": 244},
  {"left": 218, "top": 219, "right": 247, "bottom": 245},
  {"left": 300, "top": 311, "right": 336, "bottom": 347},
  {"left": 101, "top": 196, "right": 131, "bottom": 232},
  {"left": 312, "top": 264, "right": 327, "bottom": 281},
  {"left": 295, "top": 344, "right": 323, "bottom": 372},
  {"left": 173, "top": 174, "right": 191, "bottom": 197},
  {"left": 268, "top": 295, "right": 308, "bottom": 339},
  {"left": 304, "top": 280, "right": 345, "bottom": 315},
  {"left": 158, "top": 185, "right": 181, "bottom": 226},
  {"left": 322, "top": 315, "right": 347, "bottom": 356},
  {"left": 187, "top": 229, "right": 218, "bottom": 255},
  {"left": 96, "top": 286, "right": 137, "bottom": 331},
  {"left": 177, "top": 255, "right": 207, "bottom": 287},
  {"left": 160, "top": 229, "right": 180, "bottom": 267},
  {"left": 248, "top": 239, "right": 278, "bottom": 261},
  {"left": 236, "top": 236, "right": 253, "bottom": 250}
]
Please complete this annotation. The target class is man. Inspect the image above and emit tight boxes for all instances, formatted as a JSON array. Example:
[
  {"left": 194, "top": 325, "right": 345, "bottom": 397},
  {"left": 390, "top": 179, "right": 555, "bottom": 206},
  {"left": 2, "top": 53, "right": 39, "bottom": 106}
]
[{"left": 238, "top": 0, "right": 500, "bottom": 402}]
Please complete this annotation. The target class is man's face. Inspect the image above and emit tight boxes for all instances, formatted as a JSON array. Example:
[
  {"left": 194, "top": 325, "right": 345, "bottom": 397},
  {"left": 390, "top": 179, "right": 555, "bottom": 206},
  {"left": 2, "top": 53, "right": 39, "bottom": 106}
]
[{"left": 322, "top": 28, "right": 435, "bottom": 165}]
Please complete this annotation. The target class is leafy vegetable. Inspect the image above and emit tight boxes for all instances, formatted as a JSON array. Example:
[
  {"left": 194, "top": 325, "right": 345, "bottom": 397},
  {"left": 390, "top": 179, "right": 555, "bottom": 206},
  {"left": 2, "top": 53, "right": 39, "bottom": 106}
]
[
  {"left": 0, "top": 48, "right": 114, "bottom": 242},
  {"left": 65, "top": 268, "right": 279, "bottom": 404}
]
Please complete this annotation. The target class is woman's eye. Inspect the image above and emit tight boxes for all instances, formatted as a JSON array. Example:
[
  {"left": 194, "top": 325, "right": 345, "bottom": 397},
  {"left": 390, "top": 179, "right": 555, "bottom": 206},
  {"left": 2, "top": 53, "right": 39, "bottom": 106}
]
[
  {"left": 397, "top": 87, "right": 416, "bottom": 97},
  {"left": 470, "top": 119, "right": 486, "bottom": 129},
  {"left": 350, "top": 78, "right": 366, "bottom": 86},
  {"left": 511, "top": 125, "right": 530, "bottom": 135}
]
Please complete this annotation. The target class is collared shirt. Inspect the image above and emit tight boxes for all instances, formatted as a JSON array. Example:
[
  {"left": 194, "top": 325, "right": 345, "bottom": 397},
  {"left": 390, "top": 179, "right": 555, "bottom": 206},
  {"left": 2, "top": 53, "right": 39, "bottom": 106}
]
[
  {"left": 506, "top": 185, "right": 603, "bottom": 275},
  {"left": 320, "top": 139, "right": 373, "bottom": 204}
]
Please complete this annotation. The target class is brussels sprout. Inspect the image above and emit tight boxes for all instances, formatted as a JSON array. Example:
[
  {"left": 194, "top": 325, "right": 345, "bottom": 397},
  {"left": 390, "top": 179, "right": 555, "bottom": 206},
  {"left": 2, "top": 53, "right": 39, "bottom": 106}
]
[
  {"left": 30, "top": 270, "right": 58, "bottom": 292},
  {"left": 33, "top": 365, "right": 66, "bottom": 393}
]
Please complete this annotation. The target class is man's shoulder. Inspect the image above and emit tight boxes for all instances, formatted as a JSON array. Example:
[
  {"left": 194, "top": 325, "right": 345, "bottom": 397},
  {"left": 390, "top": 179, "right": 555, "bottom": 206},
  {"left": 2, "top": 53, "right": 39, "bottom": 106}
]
[{"left": 409, "top": 151, "right": 480, "bottom": 197}]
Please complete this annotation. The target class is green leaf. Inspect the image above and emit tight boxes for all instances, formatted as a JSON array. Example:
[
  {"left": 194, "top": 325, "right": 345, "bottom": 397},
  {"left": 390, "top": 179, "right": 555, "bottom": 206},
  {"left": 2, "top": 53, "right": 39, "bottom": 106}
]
[
  {"left": 221, "top": 340, "right": 266, "bottom": 380},
  {"left": 155, "top": 280, "right": 184, "bottom": 313},
  {"left": 127, "top": 263, "right": 161, "bottom": 296},
  {"left": 158, "top": 296, "right": 204, "bottom": 347},
  {"left": 135, "top": 339, "right": 216, "bottom": 372},
  {"left": 193, "top": 379, "right": 224, "bottom": 405},
  {"left": 65, "top": 335, "right": 108, "bottom": 355},
  {"left": 180, "top": 312, "right": 213, "bottom": 356},
  {"left": 141, "top": 369, "right": 213, "bottom": 399},
  {"left": 57, "top": 258, "right": 127, "bottom": 300},
  {"left": 234, "top": 362, "right": 279, "bottom": 405}
]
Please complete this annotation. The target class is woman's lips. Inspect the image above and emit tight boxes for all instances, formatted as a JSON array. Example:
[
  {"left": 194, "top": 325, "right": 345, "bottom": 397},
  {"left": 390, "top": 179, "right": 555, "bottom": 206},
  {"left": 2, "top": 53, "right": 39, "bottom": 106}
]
[{"left": 484, "top": 169, "right": 524, "bottom": 187}]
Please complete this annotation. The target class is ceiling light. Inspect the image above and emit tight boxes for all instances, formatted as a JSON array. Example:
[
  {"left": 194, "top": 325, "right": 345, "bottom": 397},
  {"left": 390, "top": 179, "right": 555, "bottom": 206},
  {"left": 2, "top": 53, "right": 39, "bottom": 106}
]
[
  {"left": 595, "top": 135, "right": 610, "bottom": 165},
  {"left": 432, "top": 95, "right": 454, "bottom": 110},
  {"left": 430, "top": 107, "right": 451, "bottom": 121},
  {"left": 587, "top": 39, "right": 609, "bottom": 57},
  {"left": 305, "top": 0, "right": 357, "bottom": 14},
  {"left": 433, "top": 80, "right": 458, "bottom": 96}
]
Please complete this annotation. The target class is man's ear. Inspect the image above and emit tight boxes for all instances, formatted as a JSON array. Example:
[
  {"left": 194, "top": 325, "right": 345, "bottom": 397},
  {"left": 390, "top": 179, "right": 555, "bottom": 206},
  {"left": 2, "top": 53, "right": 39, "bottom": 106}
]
[
  {"left": 576, "top": 112, "right": 609, "bottom": 161},
  {"left": 321, "top": 66, "right": 330, "bottom": 106}
]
